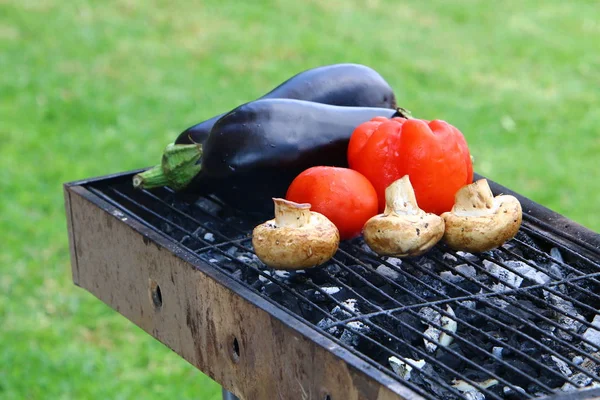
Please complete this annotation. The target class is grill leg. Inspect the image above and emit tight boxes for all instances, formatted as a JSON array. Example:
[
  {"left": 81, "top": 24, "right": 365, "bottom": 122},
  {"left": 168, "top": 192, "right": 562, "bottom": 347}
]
[{"left": 222, "top": 388, "right": 240, "bottom": 400}]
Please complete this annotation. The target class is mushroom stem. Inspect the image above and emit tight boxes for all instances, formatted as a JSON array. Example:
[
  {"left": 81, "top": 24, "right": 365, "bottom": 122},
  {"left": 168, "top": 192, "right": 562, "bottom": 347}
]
[
  {"left": 384, "top": 175, "right": 419, "bottom": 216},
  {"left": 363, "top": 176, "right": 445, "bottom": 257},
  {"left": 441, "top": 179, "right": 522, "bottom": 253},
  {"left": 273, "top": 198, "right": 311, "bottom": 228},
  {"left": 452, "top": 179, "right": 495, "bottom": 216},
  {"left": 252, "top": 199, "right": 340, "bottom": 270}
]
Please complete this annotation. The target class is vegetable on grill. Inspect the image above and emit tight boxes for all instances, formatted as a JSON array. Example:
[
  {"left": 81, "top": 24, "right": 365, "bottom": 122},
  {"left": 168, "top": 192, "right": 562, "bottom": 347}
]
[
  {"left": 363, "top": 176, "right": 445, "bottom": 257},
  {"left": 133, "top": 99, "right": 402, "bottom": 212},
  {"left": 441, "top": 179, "right": 522, "bottom": 252},
  {"left": 347, "top": 116, "right": 473, "bottom": 215},
  {"left": 174, "top": 63, "right": 397, "bottom": 146},
  {"left": 252, "top": 198, "right": 339, "bottom": 270},
  {"left": 285, "top": 166, "right": 379, "bottom": 240}
]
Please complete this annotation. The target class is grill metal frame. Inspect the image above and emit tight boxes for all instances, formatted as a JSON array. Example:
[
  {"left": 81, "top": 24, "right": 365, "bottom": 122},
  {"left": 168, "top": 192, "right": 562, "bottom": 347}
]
[{"left": 64, "top": 169, "right": 600, "bottom": 400}]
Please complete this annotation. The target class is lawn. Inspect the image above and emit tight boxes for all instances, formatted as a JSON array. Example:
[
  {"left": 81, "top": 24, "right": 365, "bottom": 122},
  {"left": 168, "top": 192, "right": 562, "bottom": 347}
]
[{"left": 1, "top": 0, "right": 598, "bottom": 399}]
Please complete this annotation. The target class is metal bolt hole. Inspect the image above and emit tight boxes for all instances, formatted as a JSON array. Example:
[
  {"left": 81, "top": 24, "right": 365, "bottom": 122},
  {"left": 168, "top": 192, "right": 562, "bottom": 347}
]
[
  {"left": 149, "top": 279, "right": 162, "bottom": 309},
  {"left": 231, "top": 337, "right": 240, "bottom": 363}
]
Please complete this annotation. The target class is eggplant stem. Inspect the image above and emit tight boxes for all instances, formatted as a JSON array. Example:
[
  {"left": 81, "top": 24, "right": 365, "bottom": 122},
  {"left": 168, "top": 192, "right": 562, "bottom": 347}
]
[
  {"left": 132, "top": 143, "right": 203, "bottom": 190},
  {"left": 133, "top": 165, "right": 169, "bottom": 189}
]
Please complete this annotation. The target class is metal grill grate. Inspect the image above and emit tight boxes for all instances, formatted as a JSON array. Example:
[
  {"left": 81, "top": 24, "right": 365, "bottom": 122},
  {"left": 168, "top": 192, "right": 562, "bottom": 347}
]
[{"left": 86, "top": 175, "right": 600, "bottom": 400}]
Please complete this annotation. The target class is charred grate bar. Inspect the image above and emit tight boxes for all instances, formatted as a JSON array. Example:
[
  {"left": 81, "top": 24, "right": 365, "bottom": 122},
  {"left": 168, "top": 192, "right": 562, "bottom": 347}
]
[{"left": 82, "top": 173, "right": 600, "bottom": 400}]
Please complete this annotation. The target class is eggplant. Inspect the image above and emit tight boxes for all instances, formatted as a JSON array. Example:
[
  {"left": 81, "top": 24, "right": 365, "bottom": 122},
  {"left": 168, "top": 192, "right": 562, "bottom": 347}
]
[
  {"left": 134, "top": 99, "right": 404, "bottom": 212},
  {"left": 174, "top": 63, "right": 396, "bottom": 145}
]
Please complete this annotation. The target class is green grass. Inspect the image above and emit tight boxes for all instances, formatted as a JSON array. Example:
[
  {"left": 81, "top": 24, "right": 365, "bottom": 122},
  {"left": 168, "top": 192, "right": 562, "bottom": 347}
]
[{"left": 1, "top": 0, "right": 598, "bottom": 398}]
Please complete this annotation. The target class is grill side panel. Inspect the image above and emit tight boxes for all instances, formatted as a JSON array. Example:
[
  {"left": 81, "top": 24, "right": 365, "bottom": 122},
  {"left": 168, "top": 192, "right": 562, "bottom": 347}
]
[{"left": 65, "top": 185, "right": 421, "bottom": 400}]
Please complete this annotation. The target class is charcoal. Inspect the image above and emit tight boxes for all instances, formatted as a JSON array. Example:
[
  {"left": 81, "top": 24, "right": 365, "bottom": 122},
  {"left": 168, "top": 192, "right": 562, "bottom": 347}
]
[
  {"left": 561, "top": 372, "right": 593, "bottom": 392},
  {"left": 573, "top": 355, "right": 585, "bottom": 365},
  {"left": 442, "top": 252, "right": 458, "bottom": 263},
  {"left": 242, "top": 266, "right": 259, "bottom": 285},
  {"left": 538, "top": 354, "right": 570, "bottom": 388},
  {"left": 203, "top": 232, "right": 215, "bottom": 242},
  {"left": 514, "top": 231, "right": 548, "bottom": 263},
  {"left": 484, "top": 260, "right": 523, "bottom": 291},
  {"left": 340, "top": 321, "right": 370, "bottom": 347},
  {"left": 323, "top": 264, "right": 342, "bottom": 277},
  {"left": 502, "top": 385, "right": 527, "bottom": 399},
  {"left": 376, "top": 263, "right": 401, "bottom": 281},
  {"left": 455, "top": 251, "right": 480, "bottom": 263},
  {"left": 582, "top": 315, "right": 600, "bottom": 351},
  {"left": 503, "top": 260, "right": 551, "bottom": 286},
  {"left": 543, "top": 290, "right": 583, "bottom": 340},
  {"left": 492, "top": 346, "right": 503, "bottom": 359},
  {"left": 261, "top": 282, "right": 283, "bottom": 297},
  {"left": 316, "top": 317, "right": 343, "bottom": 337},
  {"left": 435, "top": 342, "right": 465, "bottom": 371},
  {"left": 389, "top": 357, "right": 425, "bottom": 380},
  {"left": 499, "top": 358, "right": 539, "bottom": 386},
  {"left": 410, "top": 364, "right": 455, "bottom": 399}
]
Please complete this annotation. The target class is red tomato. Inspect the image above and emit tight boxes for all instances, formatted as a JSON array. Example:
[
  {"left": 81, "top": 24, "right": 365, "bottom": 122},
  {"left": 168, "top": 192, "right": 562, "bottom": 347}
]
[{"left": 286, "top": 167, "right": 378, "bottom": 240}]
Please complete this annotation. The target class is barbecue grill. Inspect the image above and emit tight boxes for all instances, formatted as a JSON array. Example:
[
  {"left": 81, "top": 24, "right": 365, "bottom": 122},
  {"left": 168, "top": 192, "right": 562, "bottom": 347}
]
[{"left": 64, "top": 169, "right": 600, "bottom": 400}]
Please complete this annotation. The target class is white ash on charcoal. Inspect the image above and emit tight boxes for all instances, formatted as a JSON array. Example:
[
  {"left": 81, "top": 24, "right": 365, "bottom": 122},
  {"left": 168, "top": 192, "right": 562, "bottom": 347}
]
[
  {"left": 419, "top": 306, "right": 457, "bottom": 353},
  {"left": 455, "top": 251, "right": 481, "bottom": 263},
  {"left": 543, "top": 289, "right": 584, "bottom": 341},
  {"left": 440, "top": 264, "right": 478, "bottom": 283},
  {"left": 389, "top": 356, "right": 425, "bottom": 380},
  {"left": 582, "top": 315, "right": 600, "bottom": 351},
  {"left": 376, "top": 262, "right": 401, "bottom": 281},
  {"left": 339, "top": 321, "right": 371, "bottom": 347},
  {"left": 502, "top": 385, "right": 527, "bottom": 399},
  {"left": 483, "top": 260, "right": 523, "bottom": 292},
  {"left": 451, "top": 378, "right": 498, "bottom": 400},
  {"left": 203, "top": 232, "right": 215, "bottom": 242},
  {"left": 492, "top": 347, "right": 503, "bottom": 359},
  {"left": 317, "top": 299, "right": 362, "bottom": 336}
]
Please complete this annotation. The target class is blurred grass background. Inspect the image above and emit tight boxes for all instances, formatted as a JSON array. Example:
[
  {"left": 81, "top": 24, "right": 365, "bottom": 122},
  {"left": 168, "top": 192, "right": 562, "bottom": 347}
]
[{"left": 1, "top": 0, "right": 598, "bottom": 398}]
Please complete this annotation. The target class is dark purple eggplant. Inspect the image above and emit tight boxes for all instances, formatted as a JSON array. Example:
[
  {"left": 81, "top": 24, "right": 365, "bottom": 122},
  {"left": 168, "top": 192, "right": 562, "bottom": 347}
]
[
  {"left": 174, "top": 63, "right": 396, "bottom": 145},
  {"left": 134, "top": 99, "right": 404, "bottom": 212}
]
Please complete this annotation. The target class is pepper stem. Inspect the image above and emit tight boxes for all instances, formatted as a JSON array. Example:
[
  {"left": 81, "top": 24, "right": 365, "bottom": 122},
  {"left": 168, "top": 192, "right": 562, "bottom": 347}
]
[
  {"left": 132, "top": 143, "right": 203, "bottom": 190},
  {"left": 273, "top": 198, "right": 311, "bottom": 228},
  {"left": 383, "top": 175, "right": 420, "bottom": 216}
]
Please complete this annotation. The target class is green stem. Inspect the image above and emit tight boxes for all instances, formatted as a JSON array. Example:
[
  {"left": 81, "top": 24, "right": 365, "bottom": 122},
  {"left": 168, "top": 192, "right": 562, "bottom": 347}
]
[
  {"left": 133, "top": 164, "right": 169, "bottom": 189},
  {"left": 132, "top": 143, "right": 203, "bottom": 190}
]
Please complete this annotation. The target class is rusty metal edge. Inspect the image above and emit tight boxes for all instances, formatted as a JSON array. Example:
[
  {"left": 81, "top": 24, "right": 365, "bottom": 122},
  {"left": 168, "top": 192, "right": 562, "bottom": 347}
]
[
  {"left": 476, "top": 173, "right": 600, "bottom": 260},
  {"left": 64, "top": 183, "right": 424, "bottom": 400}
]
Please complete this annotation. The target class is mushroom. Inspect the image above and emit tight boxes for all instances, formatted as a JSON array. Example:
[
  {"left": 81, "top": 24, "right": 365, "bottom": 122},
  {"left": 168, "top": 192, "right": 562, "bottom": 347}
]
[
  {"left": 252, "top": 198, "right": 339, "bottom": 270},
  {"left": 441, "top": 179, "right": 522, "bottom": 252},
  {"left": 362, "top": 176, "right": 445, "bottom": 257}
]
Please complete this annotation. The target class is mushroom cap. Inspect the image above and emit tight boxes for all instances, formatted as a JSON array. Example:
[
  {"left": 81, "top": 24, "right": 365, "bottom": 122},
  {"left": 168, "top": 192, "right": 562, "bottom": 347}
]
[
  {"left": 441, "top": 193, "right": 522, "bottom": 253},
  {"left": 252, "top": 211, "right": 339, "bottom": 270},
  {"left": 363, "top": 213, "right": 445, "bottom": 257}
]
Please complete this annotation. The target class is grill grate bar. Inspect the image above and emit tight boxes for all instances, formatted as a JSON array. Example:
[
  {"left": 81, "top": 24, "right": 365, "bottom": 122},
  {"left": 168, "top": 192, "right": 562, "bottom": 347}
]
[
  {"left": 89, "top": 180, "right": 600, "bottom": 400},
  {"left": 329, "top": 270, "right": 600, "bottom": 327},
  {"left": 118, "top": 187, "right": 515, "bottom": 397},
  {"left": 91, "top": 186, "right": 452, "bottom": 400},
  {"left": 149, "top": 185, "right": 600, "bottom": 391},
  {"left": 312, "top": 257, "right": 557, "bottom": 396},
  {"left": 304, "top": 280, "right": 524, "bottom": 400},
  {"left": 107, "top": 186, "right": 529, "bottom": 398},
  {"left": 335, "top": 247, "right": 594, "bottom": 389},
  {"left": 445, "top": 251, "right": 600, "bottom": 349},
  {"left": 520, "top": 225, "right": 600, "bottom": 271}
]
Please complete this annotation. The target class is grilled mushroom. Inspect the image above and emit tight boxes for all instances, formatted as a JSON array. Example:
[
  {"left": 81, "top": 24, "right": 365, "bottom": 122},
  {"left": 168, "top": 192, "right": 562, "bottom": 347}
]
[
  {"left": 363, "top": 176, "right": 445, "bottom": 257},
  {"left": 441, "top": 179, "right": 522, "bottom": 252},
  {"left": 252, "top": 198, "right": 339, "bottom": 270}
]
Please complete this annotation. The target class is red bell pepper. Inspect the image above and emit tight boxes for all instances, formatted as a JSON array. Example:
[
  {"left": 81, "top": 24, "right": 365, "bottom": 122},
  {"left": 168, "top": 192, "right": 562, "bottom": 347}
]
[{"left": 347, "top": 117, "right": 473, "bottom": 215}]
